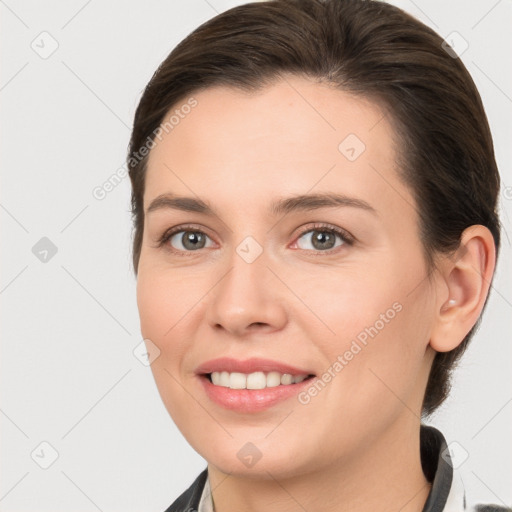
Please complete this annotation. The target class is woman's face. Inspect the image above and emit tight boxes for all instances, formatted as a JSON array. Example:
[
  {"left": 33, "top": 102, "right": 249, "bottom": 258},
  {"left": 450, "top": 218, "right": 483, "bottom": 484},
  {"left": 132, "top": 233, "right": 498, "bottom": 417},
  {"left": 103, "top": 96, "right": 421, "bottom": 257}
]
[{"left": 137, "top": 76, "right": 438, "bottom": 478}]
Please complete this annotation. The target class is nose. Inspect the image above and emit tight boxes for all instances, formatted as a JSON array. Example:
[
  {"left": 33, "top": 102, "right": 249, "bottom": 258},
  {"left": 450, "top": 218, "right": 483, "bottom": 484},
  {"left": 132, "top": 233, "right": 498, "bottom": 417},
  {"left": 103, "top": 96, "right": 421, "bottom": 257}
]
[{"left": 205, "top": 246, "right": 288, "bottom": 338}]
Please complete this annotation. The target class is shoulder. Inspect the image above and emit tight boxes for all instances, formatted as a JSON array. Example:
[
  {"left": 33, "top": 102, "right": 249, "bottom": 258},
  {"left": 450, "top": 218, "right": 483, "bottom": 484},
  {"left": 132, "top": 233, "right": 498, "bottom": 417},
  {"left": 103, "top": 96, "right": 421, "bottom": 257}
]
[
  {"left": 419, "top": 425, "right": 511, "bottom": 512},
  {"left": 162, "top": 468, "right": 208, "bottom": 512},
  {"left": 469, "top": 506, "right": 512, "bottom": 512}
]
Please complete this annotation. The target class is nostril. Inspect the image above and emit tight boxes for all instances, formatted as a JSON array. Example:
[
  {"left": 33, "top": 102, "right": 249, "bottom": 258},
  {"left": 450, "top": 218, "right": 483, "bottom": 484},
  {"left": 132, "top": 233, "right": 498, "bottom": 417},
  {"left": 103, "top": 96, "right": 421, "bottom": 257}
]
[{"left": 250, "top": 322, "right": 267, "bottom": 327}]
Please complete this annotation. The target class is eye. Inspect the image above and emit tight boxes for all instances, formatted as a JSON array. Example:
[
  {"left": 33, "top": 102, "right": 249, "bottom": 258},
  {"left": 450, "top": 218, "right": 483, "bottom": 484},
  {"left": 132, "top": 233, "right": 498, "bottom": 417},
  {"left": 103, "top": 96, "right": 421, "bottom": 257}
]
[
  {"left": 294, "top": 224, "right": 353, "bottom": 252},
  {"left": 159, "top": 227, "right": 214, "bottom": 252}
]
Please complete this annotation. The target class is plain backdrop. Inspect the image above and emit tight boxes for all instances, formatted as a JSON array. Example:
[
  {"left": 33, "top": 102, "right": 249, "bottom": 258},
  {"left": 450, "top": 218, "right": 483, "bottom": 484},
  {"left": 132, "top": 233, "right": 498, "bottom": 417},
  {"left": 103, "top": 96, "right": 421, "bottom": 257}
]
[{"left": 1, "top": 1, "right": 511, "bottom": 511}]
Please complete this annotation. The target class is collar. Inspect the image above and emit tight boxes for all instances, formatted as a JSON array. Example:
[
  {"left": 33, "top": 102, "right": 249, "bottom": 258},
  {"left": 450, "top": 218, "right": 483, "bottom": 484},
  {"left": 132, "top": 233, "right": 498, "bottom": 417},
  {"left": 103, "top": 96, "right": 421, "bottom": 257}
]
[
  {"left": 420, "top": 424, "right": 466, "bottom": 512},
  {"left": 196, "top": 424, "right": 466, "bottom": 512}
]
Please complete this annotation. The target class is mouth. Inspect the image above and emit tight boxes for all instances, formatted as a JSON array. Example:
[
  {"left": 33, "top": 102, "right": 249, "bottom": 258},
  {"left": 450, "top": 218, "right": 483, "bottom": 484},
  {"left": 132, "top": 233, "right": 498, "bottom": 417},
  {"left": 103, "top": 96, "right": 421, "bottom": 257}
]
[
  {"left": 195, "top": 357, "right": 317, "bottom": 412},
  {"left": 202, "top": 371, "right": 316, "bottom": 390}
]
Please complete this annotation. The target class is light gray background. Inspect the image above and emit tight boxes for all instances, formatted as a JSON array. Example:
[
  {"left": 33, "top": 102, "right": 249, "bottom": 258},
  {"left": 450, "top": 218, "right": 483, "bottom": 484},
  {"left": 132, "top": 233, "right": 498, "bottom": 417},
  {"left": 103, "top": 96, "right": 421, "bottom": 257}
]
[{"left": 1, "top": 1, "right": 511, "bottom": 511}]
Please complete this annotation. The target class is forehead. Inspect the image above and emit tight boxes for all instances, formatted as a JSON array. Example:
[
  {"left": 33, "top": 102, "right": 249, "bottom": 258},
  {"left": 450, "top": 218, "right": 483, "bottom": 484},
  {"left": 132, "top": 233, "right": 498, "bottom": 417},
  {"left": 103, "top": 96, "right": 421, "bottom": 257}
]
[
  {"left": 150, "top": 77, "right": 390, "bottom": 155},
  {"left": 143, "top": 76, "right": 408, "bottom": 215}
]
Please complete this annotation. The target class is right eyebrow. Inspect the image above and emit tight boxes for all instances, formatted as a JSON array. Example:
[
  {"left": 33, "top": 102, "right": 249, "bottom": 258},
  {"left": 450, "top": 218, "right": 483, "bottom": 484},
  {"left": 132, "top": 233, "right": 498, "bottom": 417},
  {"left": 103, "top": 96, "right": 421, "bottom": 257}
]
[{"left": 146, "top": 194, "right": 214, "bottom": 215}]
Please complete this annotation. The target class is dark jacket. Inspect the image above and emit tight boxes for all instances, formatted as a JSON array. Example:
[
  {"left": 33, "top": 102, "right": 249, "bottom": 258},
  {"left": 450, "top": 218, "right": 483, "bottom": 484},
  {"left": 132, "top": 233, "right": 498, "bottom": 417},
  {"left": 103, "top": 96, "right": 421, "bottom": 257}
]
[{"left": 164, "top": 425, "right": 511, "bottom": 512}]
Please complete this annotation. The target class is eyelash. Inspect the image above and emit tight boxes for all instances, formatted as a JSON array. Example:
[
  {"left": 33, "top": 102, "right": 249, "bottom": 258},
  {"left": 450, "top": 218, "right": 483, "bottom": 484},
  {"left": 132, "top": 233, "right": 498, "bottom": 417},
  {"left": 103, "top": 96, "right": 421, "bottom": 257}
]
[{"left": 156, "top": 222, "right": 355, "bottom": 256}]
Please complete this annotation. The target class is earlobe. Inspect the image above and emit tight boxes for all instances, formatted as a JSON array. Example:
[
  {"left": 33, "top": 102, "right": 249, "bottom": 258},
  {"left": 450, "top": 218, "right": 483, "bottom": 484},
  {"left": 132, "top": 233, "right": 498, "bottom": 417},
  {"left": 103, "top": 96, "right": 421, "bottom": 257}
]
[{"left": 429, "top": 225, "right": 496, "bottom": 353}]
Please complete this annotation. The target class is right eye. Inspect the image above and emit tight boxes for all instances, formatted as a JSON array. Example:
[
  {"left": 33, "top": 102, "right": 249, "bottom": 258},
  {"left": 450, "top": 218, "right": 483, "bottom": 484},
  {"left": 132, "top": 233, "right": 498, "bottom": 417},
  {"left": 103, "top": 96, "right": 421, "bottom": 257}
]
[{"left": 159, "top": 226, "right": 215, "bottom": 253}]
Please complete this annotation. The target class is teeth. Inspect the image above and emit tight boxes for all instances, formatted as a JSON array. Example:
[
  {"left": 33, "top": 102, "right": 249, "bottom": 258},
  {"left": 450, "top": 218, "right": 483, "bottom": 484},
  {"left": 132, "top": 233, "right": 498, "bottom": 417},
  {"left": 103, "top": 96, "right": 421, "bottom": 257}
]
[
  {"left": 229, "top": 372, "right": 246, "bottom": 389},
  {"left": 281, "top": 373, "right": 293, "bottom": 385},
  {"left": 219, "top": 371, "right": 230, "bottom": 387},
  {"left": 247, "top": 371, "right": 266, "bottom": 389},
  {"left": 266, "top": 371, "right": 281, "bottom": 387},
  {"left": 210, "top": 371, "right": 309, "bottom": 390}
]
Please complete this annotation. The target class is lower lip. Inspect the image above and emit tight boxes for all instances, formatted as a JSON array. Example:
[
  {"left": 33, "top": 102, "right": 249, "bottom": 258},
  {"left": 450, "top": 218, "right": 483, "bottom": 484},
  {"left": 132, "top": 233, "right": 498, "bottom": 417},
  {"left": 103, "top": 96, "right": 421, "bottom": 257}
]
[{"left": 198, "top": 375, "right": 314, "bottom": 413}]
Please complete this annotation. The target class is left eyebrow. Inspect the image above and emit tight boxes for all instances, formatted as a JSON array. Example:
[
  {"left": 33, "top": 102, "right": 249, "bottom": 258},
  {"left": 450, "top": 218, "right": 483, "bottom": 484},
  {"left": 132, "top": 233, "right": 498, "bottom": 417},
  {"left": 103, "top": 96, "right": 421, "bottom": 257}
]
[
  {"left": 145, "top": 192, "right": 377, "bottom": 217},
  {"left": 270, "top": 192, "right": 378, "bottom": 217}
]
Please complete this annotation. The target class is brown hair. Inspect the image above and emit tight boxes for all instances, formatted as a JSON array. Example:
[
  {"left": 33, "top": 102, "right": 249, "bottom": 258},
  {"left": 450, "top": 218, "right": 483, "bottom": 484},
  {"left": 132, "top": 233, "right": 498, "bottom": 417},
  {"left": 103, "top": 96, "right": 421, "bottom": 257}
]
[{"left": 127, "top": 0, "right": 501, "bottom": 417}]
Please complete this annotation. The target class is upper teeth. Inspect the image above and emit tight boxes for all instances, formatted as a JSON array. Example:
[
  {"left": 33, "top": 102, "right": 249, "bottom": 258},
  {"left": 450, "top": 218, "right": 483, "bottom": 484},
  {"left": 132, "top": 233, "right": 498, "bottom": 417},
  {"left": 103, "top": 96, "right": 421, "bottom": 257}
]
[{"left": 210, "top": 371, "right": 308, "bottom": 390}]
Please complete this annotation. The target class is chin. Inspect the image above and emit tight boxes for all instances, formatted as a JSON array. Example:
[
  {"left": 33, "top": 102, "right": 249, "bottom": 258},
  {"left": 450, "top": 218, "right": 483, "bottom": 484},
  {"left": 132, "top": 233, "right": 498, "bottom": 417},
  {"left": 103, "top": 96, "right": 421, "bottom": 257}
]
[{"left": 197, "top": 440, "right": 311, "bottom": 480}]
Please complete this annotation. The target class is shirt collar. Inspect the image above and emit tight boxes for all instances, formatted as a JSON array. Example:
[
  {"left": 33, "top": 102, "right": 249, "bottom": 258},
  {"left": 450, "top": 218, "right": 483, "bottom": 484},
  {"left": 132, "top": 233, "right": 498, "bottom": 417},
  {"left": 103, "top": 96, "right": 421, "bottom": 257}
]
[
  {"left": 198, "top": 474, "right": 214, "bottom": 512},
  {"left": 420, "top": 424, "right": 466, "bottom": 511}
]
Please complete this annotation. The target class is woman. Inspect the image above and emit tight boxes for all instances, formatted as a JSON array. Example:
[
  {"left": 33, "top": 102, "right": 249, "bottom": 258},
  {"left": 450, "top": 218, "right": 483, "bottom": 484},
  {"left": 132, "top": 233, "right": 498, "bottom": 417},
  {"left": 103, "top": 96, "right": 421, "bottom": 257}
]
[{"left": 126, "top": 0, "right": 509, "bottom": 511}]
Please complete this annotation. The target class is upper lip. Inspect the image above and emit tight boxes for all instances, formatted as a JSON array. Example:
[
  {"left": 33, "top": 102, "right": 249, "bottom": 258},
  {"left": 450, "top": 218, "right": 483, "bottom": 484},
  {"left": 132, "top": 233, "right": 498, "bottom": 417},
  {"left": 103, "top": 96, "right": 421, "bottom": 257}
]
[{"left": 195, "top": 357, "right": 315, "bottom": 376}]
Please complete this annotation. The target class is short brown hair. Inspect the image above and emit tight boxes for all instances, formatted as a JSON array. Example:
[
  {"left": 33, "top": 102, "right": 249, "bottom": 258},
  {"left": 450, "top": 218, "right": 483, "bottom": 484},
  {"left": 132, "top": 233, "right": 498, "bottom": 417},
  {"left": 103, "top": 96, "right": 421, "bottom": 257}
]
[{"left": 127, "top": 0, "right": 501, "bottom": 417}]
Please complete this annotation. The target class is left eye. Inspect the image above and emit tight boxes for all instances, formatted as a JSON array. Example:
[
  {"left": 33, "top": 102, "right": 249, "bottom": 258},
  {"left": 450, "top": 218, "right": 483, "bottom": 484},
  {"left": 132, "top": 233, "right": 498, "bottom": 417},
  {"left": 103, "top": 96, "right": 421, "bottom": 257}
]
[{"left": 295, "top": 228, "right": 347, "bottom": 251}]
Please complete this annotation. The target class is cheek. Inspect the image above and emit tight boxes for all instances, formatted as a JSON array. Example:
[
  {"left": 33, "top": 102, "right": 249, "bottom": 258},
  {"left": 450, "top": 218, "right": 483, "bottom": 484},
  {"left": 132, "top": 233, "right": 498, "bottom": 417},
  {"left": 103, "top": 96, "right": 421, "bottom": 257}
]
[
  {"left": 137, "top": 262, "right": 204, "bottom": 334},
  {"left": 136, "top": 271, "right": 204, "bottom": 427},
  {"left": 286, "top": 263, "right": 403, "bottom": 346},
  {"left": 136, "top": 272, "right": 169, "bottom": 340},
  {"left": 136, "top": 268, "right": 198, "bottom": 370},
  {"left": 300, "top": 259, "right": 432, "bottom": 412}
]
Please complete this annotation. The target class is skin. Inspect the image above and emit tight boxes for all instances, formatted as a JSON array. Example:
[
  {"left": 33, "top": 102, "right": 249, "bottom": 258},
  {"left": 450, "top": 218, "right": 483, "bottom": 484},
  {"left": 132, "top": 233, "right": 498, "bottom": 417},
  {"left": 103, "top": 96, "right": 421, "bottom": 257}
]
[{"left": 136, "top": 75, "right": 495, "bottom": 512}]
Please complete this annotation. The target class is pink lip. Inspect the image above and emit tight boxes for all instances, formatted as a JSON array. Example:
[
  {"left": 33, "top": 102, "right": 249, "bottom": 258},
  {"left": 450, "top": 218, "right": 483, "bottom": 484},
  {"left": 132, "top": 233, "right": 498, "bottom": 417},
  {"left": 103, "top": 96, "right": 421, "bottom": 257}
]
[
  {"left": 198, "top": 374, "right": 315, "bottom": 413},
  {"left": 194, "top": 357, "right": 316, "bottom": 413},
  {"left": 195, "top": 357, "right": 313, "bottom": 376}
]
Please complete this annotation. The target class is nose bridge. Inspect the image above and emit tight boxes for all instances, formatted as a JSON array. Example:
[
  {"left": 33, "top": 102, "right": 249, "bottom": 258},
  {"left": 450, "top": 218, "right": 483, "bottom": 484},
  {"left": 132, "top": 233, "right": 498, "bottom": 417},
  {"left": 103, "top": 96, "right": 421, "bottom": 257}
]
[{"left": 205, "top": 236, "right": 287, "bottom": 334}]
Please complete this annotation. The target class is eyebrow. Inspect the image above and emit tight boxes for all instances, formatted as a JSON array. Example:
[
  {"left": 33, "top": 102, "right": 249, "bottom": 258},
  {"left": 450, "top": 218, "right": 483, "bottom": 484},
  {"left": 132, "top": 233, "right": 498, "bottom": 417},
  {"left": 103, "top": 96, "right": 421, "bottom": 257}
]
[{"left": 146, "top": 192, "right": 377, "bottom": 217}]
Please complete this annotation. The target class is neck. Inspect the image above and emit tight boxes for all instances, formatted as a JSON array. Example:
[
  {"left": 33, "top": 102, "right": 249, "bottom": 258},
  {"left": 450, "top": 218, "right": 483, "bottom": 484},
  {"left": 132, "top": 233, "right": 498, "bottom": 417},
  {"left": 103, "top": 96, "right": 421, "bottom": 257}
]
[{"left": 207, "top": 418, "right": 431, "bottom": 512}]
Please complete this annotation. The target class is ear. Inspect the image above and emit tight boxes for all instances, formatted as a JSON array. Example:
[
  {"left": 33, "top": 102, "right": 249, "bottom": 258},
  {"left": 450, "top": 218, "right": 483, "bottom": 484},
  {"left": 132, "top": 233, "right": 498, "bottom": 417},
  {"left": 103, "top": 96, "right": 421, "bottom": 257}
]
[{"left": 429, "top": 225, "right": 496, "bottom": 353}]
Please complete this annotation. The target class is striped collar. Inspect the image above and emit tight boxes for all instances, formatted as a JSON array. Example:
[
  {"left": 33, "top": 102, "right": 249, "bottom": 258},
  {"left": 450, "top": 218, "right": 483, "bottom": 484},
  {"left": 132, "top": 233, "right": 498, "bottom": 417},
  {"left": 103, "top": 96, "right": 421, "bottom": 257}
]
[{"left": 185, "top": 425, "right": 467, "bottom": 512}]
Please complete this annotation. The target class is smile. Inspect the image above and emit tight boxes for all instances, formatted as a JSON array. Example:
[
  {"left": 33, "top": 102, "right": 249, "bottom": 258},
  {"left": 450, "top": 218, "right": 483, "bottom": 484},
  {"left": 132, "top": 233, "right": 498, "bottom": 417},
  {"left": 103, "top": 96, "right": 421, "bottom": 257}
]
[
  {"left": 195, "top": 357, "right": 316, "bottom": 412},
  {"left": 208, "top": 371, "right": 311, "bottom": 389}
]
